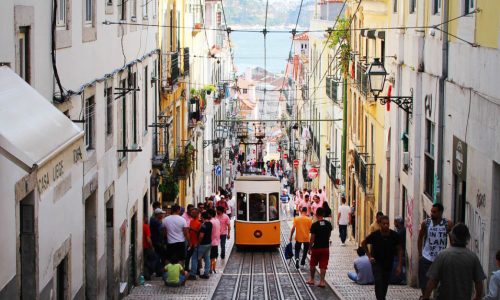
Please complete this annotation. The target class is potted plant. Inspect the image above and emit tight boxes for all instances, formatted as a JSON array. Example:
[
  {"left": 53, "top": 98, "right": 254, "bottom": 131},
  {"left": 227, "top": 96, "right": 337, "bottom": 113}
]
[
  {"left": 174, "top": 144, "right": 195, "bottom": 179},
  {"left": 203, "top": 84, "right": 216, "bottom": 95}
]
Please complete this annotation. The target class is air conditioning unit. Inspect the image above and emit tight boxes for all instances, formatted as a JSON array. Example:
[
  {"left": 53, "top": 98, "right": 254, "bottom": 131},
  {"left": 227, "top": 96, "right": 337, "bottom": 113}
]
[{"left": 403, "top": 152, "right": 410, "bottom": 166}]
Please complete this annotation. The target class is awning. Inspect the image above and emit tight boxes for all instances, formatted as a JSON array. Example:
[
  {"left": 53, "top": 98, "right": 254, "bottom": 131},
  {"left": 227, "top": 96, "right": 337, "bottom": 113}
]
[{"left": 0, "top": 66, "right": 83, "bottom": 172}]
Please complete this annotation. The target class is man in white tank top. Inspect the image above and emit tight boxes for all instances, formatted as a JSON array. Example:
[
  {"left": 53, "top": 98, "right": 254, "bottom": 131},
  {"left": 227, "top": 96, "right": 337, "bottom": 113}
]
[{"left": 417, "top": 203, "right": 453, "bottom": 296}]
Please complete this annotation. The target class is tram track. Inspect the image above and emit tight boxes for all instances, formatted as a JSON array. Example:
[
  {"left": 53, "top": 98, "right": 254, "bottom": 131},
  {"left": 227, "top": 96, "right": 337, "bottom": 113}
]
[{"left": 212, "top": 221, "right": 339, "bottom": 300}]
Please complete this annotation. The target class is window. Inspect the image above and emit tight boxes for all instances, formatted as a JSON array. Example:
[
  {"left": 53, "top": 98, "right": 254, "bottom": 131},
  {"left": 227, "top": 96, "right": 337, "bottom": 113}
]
[
  {"left": 269, "top": 193, "right": 279, "bottom": 221},
  {"left": 131, "top": 73, "right": 138, "bottom": 145},
  {"left": 153, "top": 0, "right": 157, "bottom": 17},
  {"left": 106, "top": 86, "right": 113, "bottom": 135},
  {"left": 409, "top": 0, "right": 416, "bottom": 14},
  {"left": 119, "top": 79, "right": 127, "bottom": 158},
  {"left": 18, "top": 27, "right": 30, "bottom": 83},
  {"left": 142, "top": 0, "right": 148, "bottom": 18},
  {"left": 107, "top": 0, "right": 112, "bottom": 5},
  {"left": 85, "top": 96, "right": 95, "bottom": 149},
  {"left": 85, "top": 0, "right": 93, "bottom": 23},
  {"left": 433, "top": 0, "right": 441, "bottom": 15},
  {"left": 393, "top": 0, "right": 397, "bottom": 13},
  {"left": 242, "top": 89, "right": 248, "bottom": 94},
  {"left": 57, "top": 0, "right": 66, "bottom": 26},
  {"left": 424, "top": 119, "right": 435, "bottom": 197},
  {"left": 249, "top": 193, "right": 267, "bottom": 221},
  {"left": 131, "top": 0, "right": 137, "bottom": 19},
  {"left": 119, "top": 0, "right": 126, "bottom": 20},
  {"left": 236, "top": 193, "right": 247, "bottom": 221},
  {"left": 143, "top": 66, "right": 148, "bottom": 132},
  {"left": 464, "top": 0, "right": 474, "bottom": 14}
]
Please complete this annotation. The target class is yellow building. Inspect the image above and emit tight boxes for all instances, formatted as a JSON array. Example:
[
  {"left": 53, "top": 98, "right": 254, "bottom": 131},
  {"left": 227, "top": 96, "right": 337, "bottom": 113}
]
[{"left": 345, "top": 0, "right": 389, "bottom": 242}]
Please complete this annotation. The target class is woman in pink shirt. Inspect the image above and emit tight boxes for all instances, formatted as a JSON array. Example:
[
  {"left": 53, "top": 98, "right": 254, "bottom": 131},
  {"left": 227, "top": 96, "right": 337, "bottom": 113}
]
[{"left": 216, "top": 206, "right": 231, "bottom": 259}]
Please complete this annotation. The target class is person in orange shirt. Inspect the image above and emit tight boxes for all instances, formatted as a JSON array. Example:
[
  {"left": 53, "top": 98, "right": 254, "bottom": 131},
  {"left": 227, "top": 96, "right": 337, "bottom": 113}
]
[
  {"left": 186, "top": 208, "right": 201, "bottom": 276},
  {"left": 290, "top": 207, "right": 313, "bottom": 269}
]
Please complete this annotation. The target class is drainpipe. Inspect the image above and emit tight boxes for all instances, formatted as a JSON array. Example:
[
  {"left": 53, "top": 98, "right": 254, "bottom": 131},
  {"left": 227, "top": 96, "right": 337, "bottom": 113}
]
[{"left": 436, "top": 0, "right": 449, "bottom": 204}]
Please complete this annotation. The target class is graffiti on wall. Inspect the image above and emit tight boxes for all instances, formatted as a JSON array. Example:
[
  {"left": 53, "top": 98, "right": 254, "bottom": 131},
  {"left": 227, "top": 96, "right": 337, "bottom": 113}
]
[
  {"left": 466, "top": 201, "right": 487, "bottom": 266},
  {"left": 476, "top": 190, "right": 486, "bottom": 209}
]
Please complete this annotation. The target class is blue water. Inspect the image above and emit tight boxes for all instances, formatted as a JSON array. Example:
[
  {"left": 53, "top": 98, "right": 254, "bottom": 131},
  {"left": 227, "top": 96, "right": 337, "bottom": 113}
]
[{"left": 231, "top": 31, "right": 293, "bottom": 74}]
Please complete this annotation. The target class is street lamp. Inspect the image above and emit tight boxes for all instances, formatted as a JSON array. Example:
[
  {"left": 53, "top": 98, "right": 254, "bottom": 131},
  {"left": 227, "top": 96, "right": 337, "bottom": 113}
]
[{"left": 367, "top": 58, "right": 413, "bottom": 115}]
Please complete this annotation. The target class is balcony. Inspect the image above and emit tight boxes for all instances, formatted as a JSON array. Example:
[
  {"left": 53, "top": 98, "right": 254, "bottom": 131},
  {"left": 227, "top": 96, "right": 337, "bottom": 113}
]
[
  {"left": 162, "top": 51, "right": 180, "bottom": 89},
  {"left": 326, "top": 76, "right": 339, "bottom": 103},
  {"left": 326, "top": 156, "right": 339, "bottom": 182},
  {"left": 183, "top": 47, "right": 190, "bottom": 76},
  {"left": 354, "top": 149, "right": 374, "bottom": 193}
]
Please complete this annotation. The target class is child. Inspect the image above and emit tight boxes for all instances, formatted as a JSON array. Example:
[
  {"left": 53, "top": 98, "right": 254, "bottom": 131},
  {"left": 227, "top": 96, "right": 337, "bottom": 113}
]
[{"left": 164, "top": 256, "right": 189, "bottom": 287}]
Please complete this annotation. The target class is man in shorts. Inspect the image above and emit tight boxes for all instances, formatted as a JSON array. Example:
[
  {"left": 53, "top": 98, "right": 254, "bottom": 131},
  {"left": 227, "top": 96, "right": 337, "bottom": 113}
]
[
  {"left": 163, "top": 204, "right": 189, "bottom": 265},
  {"left": 307, "top": 207, "right": 332, "bottom": 287}
]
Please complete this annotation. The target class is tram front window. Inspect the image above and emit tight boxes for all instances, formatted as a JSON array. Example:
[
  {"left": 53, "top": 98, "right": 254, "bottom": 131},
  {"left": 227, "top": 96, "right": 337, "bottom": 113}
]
[
  {"left": 237, "top": 192, "right": 247, "bottom": 221},
  {"left": 269, "top": 193, "right": 279, "bottom": 221},
  {"left": 249, "top": 193, "right": 267, "bottom": 221}
]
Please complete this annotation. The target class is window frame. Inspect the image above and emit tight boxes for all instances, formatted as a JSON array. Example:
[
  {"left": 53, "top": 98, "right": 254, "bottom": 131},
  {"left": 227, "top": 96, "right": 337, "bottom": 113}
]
[
  {"left": 119, "top": 0, "right": 127, "bottom": 21},
  {"left": 85, "top": 96, "right": 95, "bottom": 150},
  {"left": 131, "top": 72, "right": 138, "bottom": 145},
  {"left": 131, "top": 0, "right": 137, "bottom": 20},
  {"left": 17, "top": 27, "right": 30, "bottom": 84},
  {"left": 393, "top": 0, "right": 397, "bottom": 13},
  {"left": 409, "top": 0, "right": 416, "bottom": 14},
  {"left": 432, "top": 0, "right": 441, "bottom": 15},
  {"left": 143, "top": 66, "right": 148, "bottom": 133},
  {"left": 119, "top": 79, "right": 128, "bottom": 158},
  {"left": 248, "top": 193, "right": 267, "bottom": 222},
  {"left": 84, "top": 0, "right": 93, "bottom": 24},
  {"left": 464, "top": 0, "right": 475, "bottom": 14},
  {"left": 106, "top": 85, "right": 113, "bottom": 135},
  {"left": 57, "top": 0, "right": 67, "bottom": 27},
  {"left": 236, "top": 192, "right": 248, "bottom": 221}
]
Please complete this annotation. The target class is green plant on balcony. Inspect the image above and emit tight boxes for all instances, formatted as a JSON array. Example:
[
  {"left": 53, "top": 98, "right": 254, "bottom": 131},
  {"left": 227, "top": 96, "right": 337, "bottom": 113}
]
[
  {"left": 203, "top": 84, "right": 217, "bottom": 95},
  {"left": 158, "top": 166, "right": 179, "bottom": 202},
  {"left": 174, "top": 144, "right": 196, "bottom": 178},
  {"left": 326, "top": 18, "right": 351, "bottom": 76}
]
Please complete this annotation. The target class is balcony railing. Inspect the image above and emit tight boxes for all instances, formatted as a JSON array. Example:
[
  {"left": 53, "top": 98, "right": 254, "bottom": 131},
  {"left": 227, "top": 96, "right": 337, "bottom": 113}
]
[
  {"left": 326, "top": 156, "right": 338, "bottom": 181},
  {"left": 162, "top": 51, "right": 180, "bottom": 89},
  {"left": 183, "top": 47, "right": 190, "bottom": 76},
  {"left": 354, "top": 149, "right": 374, "bottom": 193},
  {"left": 326, "top": 76, "right": 339, "bottom": 103}
]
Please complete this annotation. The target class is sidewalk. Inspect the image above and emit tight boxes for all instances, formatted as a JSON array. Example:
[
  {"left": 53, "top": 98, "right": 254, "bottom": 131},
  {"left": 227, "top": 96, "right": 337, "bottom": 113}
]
[
  {"left": 125, "top": 226, "right": 235, "bottom": 300},
  {"left": 285, "top": 218, "right": 421, "bottom": 300}
]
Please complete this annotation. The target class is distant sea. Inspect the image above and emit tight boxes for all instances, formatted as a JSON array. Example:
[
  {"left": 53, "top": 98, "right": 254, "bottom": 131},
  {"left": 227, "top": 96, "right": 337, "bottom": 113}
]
[{"left": 231, "top": 29, "right": 295, "bottom": 74}]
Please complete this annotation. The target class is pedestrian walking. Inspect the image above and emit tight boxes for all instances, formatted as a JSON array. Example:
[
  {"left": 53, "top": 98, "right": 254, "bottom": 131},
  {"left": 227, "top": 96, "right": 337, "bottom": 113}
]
[
  {"left": 422, "top": 223, "right": 485, "bottom": 300},
  {"left": 163, "top": 204, "right": 190, "bottom": 264},
  {"left": 151, "top": 208, "right": 166, "bottom": 264},
  {"left": 306, "top": 207, "right": 333, "bottom": 288},
  {"left": 369, "top": 211, "right": 384, "bottom": 233},
  {"left": 190, "top": 212, "right": 212, "bottom": 279},
  {"left": 216, "top": 206, "right": 231, "bottom": 259},
  {"left": 361, "top": 215, "right": 402, "bottom": 300},
  {"left": 417, "top": 203, "right": 453, "bottom": 296},
  {"left": 484, "top": 250, "right": 500, "bottom": 300},
  {"left": 337, "top": 197, "right": 351, "bottom": 246},
  {"left": 280, "top": 189, "right": 291, "bottom": 219},
  {"left": 208, "top": 209, "right": 221, "bottom": 273},
  {"left": 290, "top": 207, "right": 313, "bottom": 269}
]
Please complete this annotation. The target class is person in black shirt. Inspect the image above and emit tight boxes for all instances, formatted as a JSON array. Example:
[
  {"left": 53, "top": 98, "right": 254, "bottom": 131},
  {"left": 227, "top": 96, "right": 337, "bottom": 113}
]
[
  {"left": 307, "top": 207, "right": 333, "bottom": 288},
  {"left": 361, "top": 215, "right": 402, "bottom": 300},
  {"left": 190, "top": 212, "right": 212, "bottom": 279}
]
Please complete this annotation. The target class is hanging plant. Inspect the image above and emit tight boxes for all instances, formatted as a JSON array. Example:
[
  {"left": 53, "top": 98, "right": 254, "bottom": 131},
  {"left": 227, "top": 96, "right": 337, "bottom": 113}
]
[
  {"left": 159, "top": 166, "right": 179, "bottom": 202},
  {"left": 203, "top": 84, "right": 216, "bottom": 95},
  {"left": 326, "top": 18, "right": 351, "bottom": 76}
]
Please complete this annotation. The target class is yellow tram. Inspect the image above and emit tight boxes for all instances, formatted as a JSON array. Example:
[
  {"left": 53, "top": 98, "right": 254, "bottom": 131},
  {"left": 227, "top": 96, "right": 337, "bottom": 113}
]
[{"left": 234, "top": 176, "right": 281, "bottom": 248}]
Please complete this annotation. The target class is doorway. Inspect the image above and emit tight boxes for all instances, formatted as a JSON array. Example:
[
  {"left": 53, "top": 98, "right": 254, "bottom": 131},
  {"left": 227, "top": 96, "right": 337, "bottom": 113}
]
[
  {"left": 128, "top": 213, "right": 137, "bottom": 287},
  {"left": 453, "top": 174, "right": 466, "bottom": 223},
  {"left": 54, "top": 256, "right": 69, "bottom": 300},
  {"left": 105, "top": 198, "right": 114, "bottom": 300},
  {"left": 20, "top": 192, "right": 36, "bottom": 300},
  {"left": 85, "top": 192, "right": 97, "bottom": 299}
]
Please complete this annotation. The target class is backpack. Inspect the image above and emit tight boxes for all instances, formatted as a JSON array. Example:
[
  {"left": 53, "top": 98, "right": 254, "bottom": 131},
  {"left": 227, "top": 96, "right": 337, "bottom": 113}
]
[{"left": 284, "top": 242, "right": 294, "bottom": 260}]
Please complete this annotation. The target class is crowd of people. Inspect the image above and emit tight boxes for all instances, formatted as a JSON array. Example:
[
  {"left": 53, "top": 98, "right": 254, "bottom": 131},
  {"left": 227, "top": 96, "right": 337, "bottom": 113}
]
[
  {"left": 144, "top": 177, "right": 500, "bottom": 300},
  {"left": 142, "top": 190, "right": 233, "bottom": 286}
]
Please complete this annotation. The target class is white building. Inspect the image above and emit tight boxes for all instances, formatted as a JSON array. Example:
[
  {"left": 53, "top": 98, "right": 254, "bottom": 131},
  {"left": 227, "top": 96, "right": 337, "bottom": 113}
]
[{"left": 0, "top": 0, "right": 159, "bottom": 298}]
